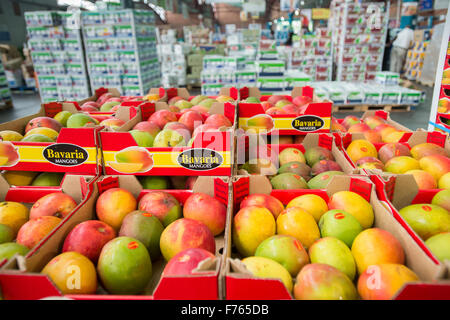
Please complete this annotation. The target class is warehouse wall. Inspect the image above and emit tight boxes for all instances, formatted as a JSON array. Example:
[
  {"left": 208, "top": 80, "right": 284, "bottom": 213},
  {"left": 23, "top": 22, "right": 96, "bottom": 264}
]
[{"left": 0, "top": 0, "right": 59, "bottom": 49}]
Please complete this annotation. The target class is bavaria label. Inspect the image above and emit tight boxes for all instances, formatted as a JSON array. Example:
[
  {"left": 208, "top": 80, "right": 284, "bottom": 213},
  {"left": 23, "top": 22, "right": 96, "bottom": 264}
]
[
  {"left": 43, "top": 143, "right": 88, "bottom": 166},
  {"left": 177, "top": 148, "right": 223, "bottom": 171},
  {"left": 291, "top": 115, "right": 325, "bottom": 132}
]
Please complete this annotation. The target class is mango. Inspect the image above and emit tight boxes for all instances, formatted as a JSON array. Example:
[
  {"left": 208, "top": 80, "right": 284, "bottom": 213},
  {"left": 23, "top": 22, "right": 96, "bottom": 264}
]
[
  {"left": 21, "top": 134, "right": 54, "bottom": 142},
  {"left": 425, "top": 232, "right": 450, "bottom": 262},
  {"left": 405, "top": 170, "right": 437, "bottom": 190},
  {"left": 0, "top": 130, "right": 23, "bottom": 141},
  {"left": 24, "top": 127, "right": 59, "bottom": 141},
  {"left": 431, "top": 189, "right": 450, "bottom": 211},
  {"left": 54, "top": 111, "right": 72, "bottom": 127},
  {"left": 307, "top": 171, "right": 344, "bottom": 189},
  {"left": 242, "top": 256, "right": 293, "bottom": 293},
  {"left": 357, "top": 264, "right": 419, "bottom": 300},
  {"left": 233, "top": 206, "right": 276, "bottom": 257},
  {"left": 278, "top": 161, "right": 311, "bottom": 181},
  {"left": 42, "top": 252, "right": 97, "bottom": 294},
  {"left": 419, "top": 155, "right": 450, "bottom": 180},
  {"left": 270, "top": 173, "right": 308, "bottom": 190},
  {"left": 399, "top": 204, "right": 450, "bottom": 240},
  {"left": 0, "top": 242, "right": 29, "bottom": 261},
  {"left": 139, "top": 176, "right": 170, "bottom": 189},
  {"left": 97, "top": 237, "right": 152, "bottom": 294},
  {"left": 410, "top": 143, "right": 448, "bottom": 160},
  {"left": 294, "top": 263, "right": 358, "bottom": 300},
  {"left": 304, "top": 147, "right": 334, "bottom": 167},
  {"left": 241, "top": 158, "right": 277, "bottom": 175},
  {"left": 439, "top": 172, "right": 450, "bottom": 189},
  {"left": 66, "top": 113, "right": 98, "bottom": 128},
  {"left": 328, "top": 191, "right": 374, "bottom": 229},
  {"left": 3, "top": 171, "right": 38, "bottom": 186},
  {"left": 0, "top": 224, "right": 14, "bottom": 244},
  {"left": 255, "top": 235, "right": 309, "bottom": 276},
  {"left": 0, "top": 201, "right": 29, "bottom": 237},
  {"left": 286, "top": 194, "right": 328, "bottom": 222},
  {"left": 346, "top": 139, "right": 377, "bottom": 163},
  {"left": 279, "top": 148, "right": 305, "bottom": 166},
  {"left": 119, "top": 210, "right": 164, "bottom": 261},
  {"left": 351, "top": 228, "right": 405, "bottom": 274},
  {"left": 276, "top": 207, "right": 320, "bottom": 249},
  {"left": 309, "top": 237, "right": 356, "bottom": 280},
  {"left": 385, "top": 156, "right": 420, "bottom": 174},
  {"left": 318, "top": 210, "right": 363, "bottom": 247},
  {"left": 31, "top": 172, "right": 64, "bottom": 186}
]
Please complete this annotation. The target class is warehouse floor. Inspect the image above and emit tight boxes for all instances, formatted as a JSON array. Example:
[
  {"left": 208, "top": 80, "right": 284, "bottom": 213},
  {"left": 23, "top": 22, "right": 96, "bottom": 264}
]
[{"left": 0, "top": 84, "right": 434, "bottom": 130}]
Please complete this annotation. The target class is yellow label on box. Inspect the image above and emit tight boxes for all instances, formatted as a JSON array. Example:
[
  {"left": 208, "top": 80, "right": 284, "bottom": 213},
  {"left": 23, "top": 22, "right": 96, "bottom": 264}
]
[
  {"left": 103, "top": 150, "right": 231, "bottom": 168},
  {"left": 16, "top": 145, "right": 97, "bottom": 165}
]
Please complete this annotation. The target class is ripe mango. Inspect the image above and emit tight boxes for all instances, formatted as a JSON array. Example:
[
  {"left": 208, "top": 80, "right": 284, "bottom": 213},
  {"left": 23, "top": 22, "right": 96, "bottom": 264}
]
[
  {"left": 399, "top": 204, "right": 450, "bottom": 240},
  {"left": 242, "top": 256, "right": 293, "bottom": 293},
  {"left": 270, "top": 173, "right": 308, "bottom": 190},
  {"left": 419, "top": 155, "right": 450, "bottom": 181},
  {"left": 410, "top": 143, "right": 448, "bottom": 160},
  {"left": 384, "top": 156, "right": 420, "bottom": 174}
]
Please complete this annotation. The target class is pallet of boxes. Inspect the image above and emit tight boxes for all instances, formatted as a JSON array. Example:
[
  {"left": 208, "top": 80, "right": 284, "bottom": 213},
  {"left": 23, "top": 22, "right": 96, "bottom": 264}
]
[{"left": 404, "top": 29, "right": 432, "bottom": 84}]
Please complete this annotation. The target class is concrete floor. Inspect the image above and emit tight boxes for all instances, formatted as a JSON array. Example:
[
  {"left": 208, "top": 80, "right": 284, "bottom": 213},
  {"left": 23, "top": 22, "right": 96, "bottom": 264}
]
[{"left": 0, "top": 84, "right": 434, "bottom": 130}]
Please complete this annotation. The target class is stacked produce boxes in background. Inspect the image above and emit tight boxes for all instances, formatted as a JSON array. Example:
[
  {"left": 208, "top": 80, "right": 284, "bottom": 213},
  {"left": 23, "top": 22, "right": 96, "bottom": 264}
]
[
  {"left": 256, "top": 45, "right": 286, "bottom": 95},
  {"left": 431, "top": 34, "right": 450, "bottom": 132},
  {"left": 0, "top": 60, "right": 12, "bottom": 109},
  {"left": 329, "top": 0, "right": 389, "bottom": 81},
  {"left": 201, "top": 55, "right": 251, "bottom": 96},
  {"left": 157, "top": 43, "right": 189, "bottom": 88},
  {"left": 404, "top": 40, "right": 430, "bottom": 81},
  {"left": 82, "top": 9, "right": 160, "bottom": 96},
  {"left": 309, "top": 81, "right": 422, "bottom": 107},
  {"left": 25, "top": 11, "right": 90, "bottom": 103},
  {"left": 288, "top": 28, "right": 333, "bottom": 81}
]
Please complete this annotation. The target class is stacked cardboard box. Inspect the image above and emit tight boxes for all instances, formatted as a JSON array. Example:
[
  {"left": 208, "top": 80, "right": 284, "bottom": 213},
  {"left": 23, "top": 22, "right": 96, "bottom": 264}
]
[
  {"left": 157, "top": 43, "right": 189, "bottom": 87},
  {"left": 404, "top": 41, "right": 430, "bottom": 81},
  {"left": 288, "top": 29, "right": 333, "bottom": 81},
  {"left": 82, "top": 9, "right": 160, "bottom": 96},
  {"left": 330, "top": 0, "right": 389, "bottom": 81},
  {"left": 0, "top": 60, "right": 13, "bottom": 109},
  {"left": 201, "top": 55, "right": 254, "bottom": 95},
  {"left": 25, "top": 11, "right": 90, "bottom": 102}
]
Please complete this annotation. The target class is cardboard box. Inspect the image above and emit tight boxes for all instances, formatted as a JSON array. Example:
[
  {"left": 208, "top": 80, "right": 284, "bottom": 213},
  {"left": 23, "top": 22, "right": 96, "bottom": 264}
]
[
  {"left": 221, "top": 175, "right": 448, "bottom": 300},
  {"left": 333, "top": 110, "right": 413, "bottom": 139},
  {"left": 236, "top": 133, "right": 358, "bottom": 179},
  {"left": 0, "top": 173, "right": 96, "bottom": 269},
  {"left": 238, "top": 86, "right": 333, "bottom": 136},
  {"left": 0, "top": 103, "right": 102, "bottom": 175},
  {"left": 99, "top": 96, "right": 236, "bottom": 176},
  {"left": 340, "top": 131, "right": 448, "bottom": 179},
  {"left": 0, "top": 175, "right": 230, "bottom": 300}
]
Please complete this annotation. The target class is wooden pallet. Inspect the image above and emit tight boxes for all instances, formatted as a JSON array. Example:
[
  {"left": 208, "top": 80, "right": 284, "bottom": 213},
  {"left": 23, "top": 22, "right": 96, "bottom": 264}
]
[
  {"left": 186, "top": 84, "right": 201, "bottom": 91},
  {"left": 0, "top": 100, "right": 13, "bottom": 110},
  {"left": 333, "top": 104, "right": 413, "bottom": 113}
]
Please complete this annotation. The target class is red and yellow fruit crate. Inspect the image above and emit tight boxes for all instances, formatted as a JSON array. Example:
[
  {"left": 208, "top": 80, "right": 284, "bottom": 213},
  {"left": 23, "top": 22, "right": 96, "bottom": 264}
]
[
  {"left": 99, "top": 102, "right": 235, "bottom": 176},
  {"left": 0, "top": 175, "right": 231, "bottom": 300},
  {"left": 432, "top": 85, "right": 450, "bottom": 134},
  {"left": 235, "top": 133, "right": 358, "bottom": 189},
  {"left": 221, "top": 175, "right": 449, "bottom": 300},
  {"left": 0, "top": 174, "right": 96, "bottom": 270},
  {"left": 340, "top": 131, "right": 450, "bottom": 192},
  {"left": 0, "top": 103, "right": 102, "bottom": 175},
  {"left": 238, "top": 87, "right": 332, "bottom": 136}
]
